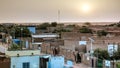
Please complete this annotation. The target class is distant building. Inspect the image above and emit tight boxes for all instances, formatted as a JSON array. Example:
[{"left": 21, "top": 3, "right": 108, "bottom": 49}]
[{"left": 32, "top": 33, "right": 59, "bottom": 49}]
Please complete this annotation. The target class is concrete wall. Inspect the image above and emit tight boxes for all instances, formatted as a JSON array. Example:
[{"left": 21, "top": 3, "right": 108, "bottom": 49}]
[
  {"left": 0, "top": 45, "right": 7, "bottom": 53},
  {"left": 49, "top": 56, "right": 64, "bottom": 68},
  {"left": 61, "top": 32, "right": 91, "bottom": 40},
  {"left": 64, "top": 40, "right": 79, "bottom": 51},
  {"left": 64, "top": 40, "right": 86, "bottom": 52},
  {"left": 11, "top": 56, "right": 39, "bottom": 68}
]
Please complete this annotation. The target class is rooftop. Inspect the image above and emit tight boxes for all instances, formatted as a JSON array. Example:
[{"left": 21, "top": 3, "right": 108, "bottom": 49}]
[{"left": 5, "top": 50, "right": 40, "bottom": 57}]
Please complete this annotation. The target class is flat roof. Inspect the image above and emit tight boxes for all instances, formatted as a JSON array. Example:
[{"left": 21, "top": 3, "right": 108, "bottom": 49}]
[
  {"left": 32, "top": 42, "right": 42, "bottom": 45},
  {"left": 32, "top": 34, "right": 59, "bottom": 38}
]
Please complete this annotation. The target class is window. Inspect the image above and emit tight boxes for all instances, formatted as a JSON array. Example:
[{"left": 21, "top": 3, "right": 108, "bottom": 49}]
[{"left": 23, "top": 62, "right": 30, "bottom": 68}]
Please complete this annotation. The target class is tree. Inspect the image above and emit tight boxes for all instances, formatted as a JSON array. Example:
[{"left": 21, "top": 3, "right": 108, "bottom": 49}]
[
  {"left": 0, "top": 25, "right": 6, "bottom": 32},
  {"left": 0, "top": 24, "right": 18, "bottom": 37},
  {"left": 52, "top": 29, "right": 71, "bottom": 33},
  {"left": 51, "top": 22, "right": 57, "bottom": 27},
  {"left": 117, "top": 21, "right": 120, "bottom": 27},
  {"left": 15, "top": 27, "right": 31, "bottom": 38},
  {"left": 94, "top": 48, "right": 110, "bottom": 60},
  {"left": 97, "top": 30, "right": 108, "bottom": 36},
  {"left": 0, "top": 24, "right": 8, "bottom": 33},
  {"left": 9, "top": 24, "right": 18, "bottom": 38},
  {"left": 107, "top": 21, "right": 120, "bottom": 27},
  {"left": 22, "top": 27, "right": 31, "bottom": 37},
  {"left": 79, "top": 26, "right": 92, "bottom": 33},
  {"left": 37, "top": 23, "right": 50, "bottom": 30},
  {"left": 8, "top": 43, "right": 21, "bottom": 50},
  {"left": 112, "top": 49, "right": 120, "bottom": 60},
  {"left": 94, "top": 48, "right": 120, "bottom": 61},
  {"left": 66, "top": 24, "right": 76, "bottom": 28},
  {"left": 83, "top": 22, "right": 91, "bottom": 27}
]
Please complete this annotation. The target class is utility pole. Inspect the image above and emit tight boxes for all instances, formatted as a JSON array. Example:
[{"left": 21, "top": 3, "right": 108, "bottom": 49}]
[
  {"left": 20, "top": 26, "right": 23, "bottom": 50},
  {"left": 89, "top": 38, "right": 94, "bottom": 56},
  {"left": 113, "top": 44, "right": 115, "bottom": 68},
  {"left": 89, "top": 38, "right": 94, "bottom": 68}
]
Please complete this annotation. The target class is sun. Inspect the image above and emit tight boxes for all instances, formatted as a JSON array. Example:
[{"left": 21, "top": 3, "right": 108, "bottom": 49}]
[{"left": 81, "top": 3, "right": 91, "bottom": 13}]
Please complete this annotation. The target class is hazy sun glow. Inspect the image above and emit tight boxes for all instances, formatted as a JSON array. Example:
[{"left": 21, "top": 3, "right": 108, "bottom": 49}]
[{"left": 81, "top": 3, "right": 91, "bottom": 13}]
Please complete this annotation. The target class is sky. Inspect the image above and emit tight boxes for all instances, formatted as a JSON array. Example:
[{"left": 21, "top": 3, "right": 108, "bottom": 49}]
[{"left": 0, "top": 0, "right": 120, "bottom": 23}]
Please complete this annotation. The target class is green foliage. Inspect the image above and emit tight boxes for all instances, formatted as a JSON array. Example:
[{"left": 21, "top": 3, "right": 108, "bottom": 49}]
[
  {"left": 116, "top": 63, "right": 120, "bottom": 68},
  {"left": 79, "top": 26, "right": 92, "bottom": 33},
  {"left": 8, "top": 43, "right": 21, "bottom": 50},
  {"left": 97, "top": 30, "right": 108, "bottom": 36},
  {"left": 0, "top": 24, "right": 31, "bottom": 38},
  {"left": 96, "top": 59, "right": 103, "bottom": 67},
  {"left": 37, "top": 22, "right": 57, "bottom": 29},
  {"left": 0, "top": 24, "right": 8, "bottom": 33},
  {"left": 94, "top": 48, "right": 110, "bottom": 60},
  {"left": 112, "top": 49, "right": 120, "bottom": 60},
  {"left": 22, "top": 27, "right": 31, "bottom": 37},
  {"left": 66, "top": 24, "right": 76, "bottom": 28},
  {"left": 51, "top": 22, "right": 57, "bottom": 27},
  {"left": 84, "top": 22, "right": 91, "bottom": 26},
  {"left": 94, "top": 48, "right": 120, "bottom": 60},
  {"left": 52, "top": 29, "right": 71, "bottom": 33},
  {"left": 15, "top": 27, "right": 31, "bottom": 38},
  {"left": 37, "top": 23, "right": 50, "bottom": 30}
]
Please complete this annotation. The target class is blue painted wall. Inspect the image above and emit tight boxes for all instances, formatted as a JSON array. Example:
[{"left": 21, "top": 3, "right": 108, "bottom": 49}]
[
  {"left": 27, "top": 27, "right": 36, "bottom": 34},
  {"left": 66, "top": 60, "right": 73, "bottom": 67},
  {"left": 13, "top": 39, "right": 29, "bottom": 48},
  {"left": 11, "top": 56, "right": 40, "bottom": 68},
  {"left": 25, "top": 40, "right": 29, "bottom": 48},
  {"left": 11, "top": 55, "right": 65, "bottom": 68},
  {"left": 12, "top": 39, "right": 20, "bottom": 44},
  {"left": 48, "top": 56, "right": 64, "bottom": 68}
]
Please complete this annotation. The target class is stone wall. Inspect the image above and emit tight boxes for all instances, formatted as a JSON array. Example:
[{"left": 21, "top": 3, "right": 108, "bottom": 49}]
[
  {"left": 64, "top": 40, "right": 78, "bottom": 51},
  {"left": 86, "top": 36, "right": 120, "bottom": 52},
  {"left": 61, "top": 32, "right": 92, "bottom": 40}
]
